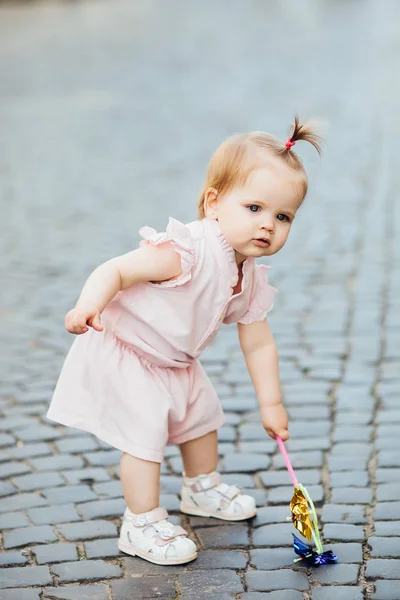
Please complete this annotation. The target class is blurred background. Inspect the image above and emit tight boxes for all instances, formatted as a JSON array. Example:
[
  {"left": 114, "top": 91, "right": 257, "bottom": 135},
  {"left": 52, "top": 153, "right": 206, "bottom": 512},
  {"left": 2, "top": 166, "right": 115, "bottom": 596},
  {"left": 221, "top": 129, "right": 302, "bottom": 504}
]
[{"left": 1, "top": 0, "right": 399, "bottom": 410}]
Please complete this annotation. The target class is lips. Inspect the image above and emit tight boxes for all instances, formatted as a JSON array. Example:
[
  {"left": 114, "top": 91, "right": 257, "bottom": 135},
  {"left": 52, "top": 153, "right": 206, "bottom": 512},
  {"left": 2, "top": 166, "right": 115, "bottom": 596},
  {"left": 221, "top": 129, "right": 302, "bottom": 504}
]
[{"left": 252, "top": 238, "right": 270, "bottom": 248}]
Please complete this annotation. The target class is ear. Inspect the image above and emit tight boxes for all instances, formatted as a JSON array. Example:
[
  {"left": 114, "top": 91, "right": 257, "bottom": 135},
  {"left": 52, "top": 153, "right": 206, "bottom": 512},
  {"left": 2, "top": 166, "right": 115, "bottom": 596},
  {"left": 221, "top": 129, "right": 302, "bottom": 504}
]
[{"left": 204, "top": 187, "right": 219, "bottom": 219}]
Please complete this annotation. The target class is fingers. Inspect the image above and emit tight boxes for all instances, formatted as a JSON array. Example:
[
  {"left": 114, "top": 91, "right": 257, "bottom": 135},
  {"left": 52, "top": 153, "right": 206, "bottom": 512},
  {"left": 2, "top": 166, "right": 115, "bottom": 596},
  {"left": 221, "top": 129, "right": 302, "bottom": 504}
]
[
  {"left": 65, "top": 309, "right": 103, "bottom": 335},
  {"left": 277, "top": 429, "right": 290, "bottom": 441},
  {"left": 90, "top": 314, "right": 104, "bottom": 332}
]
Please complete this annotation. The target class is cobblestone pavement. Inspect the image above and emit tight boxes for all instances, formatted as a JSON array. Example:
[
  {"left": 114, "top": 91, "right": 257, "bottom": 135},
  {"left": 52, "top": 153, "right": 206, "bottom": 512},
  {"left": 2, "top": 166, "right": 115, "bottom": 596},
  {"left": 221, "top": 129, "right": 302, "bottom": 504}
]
[{"left": 1, "top": 0, "right": 400, "bottom": 598}]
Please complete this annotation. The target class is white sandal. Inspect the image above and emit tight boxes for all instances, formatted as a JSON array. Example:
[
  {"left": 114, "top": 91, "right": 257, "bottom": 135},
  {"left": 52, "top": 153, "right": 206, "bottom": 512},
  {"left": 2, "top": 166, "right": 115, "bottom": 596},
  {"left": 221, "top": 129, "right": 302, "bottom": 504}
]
[
  {"left": 180, "top": 471, "right": 257, "bottom": 521},
  {"left": 118, "top": 506, "right": 197, "bottom": 565}
]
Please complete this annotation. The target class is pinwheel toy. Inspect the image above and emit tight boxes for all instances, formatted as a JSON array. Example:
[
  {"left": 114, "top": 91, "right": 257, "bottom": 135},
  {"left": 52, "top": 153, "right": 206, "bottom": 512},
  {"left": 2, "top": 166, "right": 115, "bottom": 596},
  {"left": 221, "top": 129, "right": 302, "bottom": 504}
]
[{"left": 276, "top": 436, "right": 338, "bottom": 567}]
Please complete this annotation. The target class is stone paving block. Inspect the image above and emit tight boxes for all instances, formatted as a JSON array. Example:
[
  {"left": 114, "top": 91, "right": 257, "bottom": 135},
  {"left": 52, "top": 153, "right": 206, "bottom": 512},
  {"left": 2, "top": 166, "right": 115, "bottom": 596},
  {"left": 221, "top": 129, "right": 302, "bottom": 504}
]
[
  {"left": 369, "top": 537, "right": 400, "bottom": 558},
  {"left": 330, "top": 471, "right": 369, "bottom": 487},
  {"left": 323, "top": 524, "right": 365, "bottom": 542},
  {"left": 223, "top": 453, "right": 271, "bottom": 472},
  {"left": 55, "top": 436, "right": 99, "bottom": 453},
  {"left": 327, "top": 455, "right": 369, "bottom": 471},
  {"left": 240, "top": 593, "right": 303, "bottom": 600},
  {"left": 28, "top": 503, "right": 81, "bottom": 525},
  {"left": 374, "top": 521, "right": 400, "bottom": 536},
  {"left": 331, "top": 443, "right": 371, "bottom": 457},
  {"left": 56, "top": 520, "right": 117, "bottom": 541},
  {"left": 333, "top": 425, "right": 372, "bottom": 442},
  {"left": 85, "top": 538, "right": 121, "bottom": 559},
  {"left": 84, "top": 450, "right": 122, "bottom": 466},
  {"left": 222, "top": 473, "right": 255, "bottom": 488},
  {"left": 0, "top": 565, "right": 52, "bottom": 588},
  {"left": 63, "top": 468, "right": 111, "bottom": 484},
  {"left": 331, "top": 487, "right": 373, "bottom": 504},
  {"left": 253, "top": 506, "right": 290, "bottom": 527},
  {"left": 238, "top": 441, "right": 276, "bottom": 454},
  {"left": 77, "top": 497, "right": 125, "bottom": 520},
  {"left": 0, "top": 482, "right": 17, "bottom": 497},
  {"left": 259, "top": 469, "right": 321, "bottom": 487},
  {"left": 250, "top": 548, "right": 296, "bottom": 569},
  {"left": 111, "top": 576, "right": 176, "bottom": 600},
  {"left": 0, "top": 461, "right": 31, "bottom": 478},
  {"left": 312, "top": 563, "right": 359, "bottom": 584},
  {"left": 158, "top": 493, "right": 180, "bottom": 512},
  {"left": 17, "top": 426, "right": 61, "bottom": 442},
  {"left": 43, "top": 485, "right": 97, "bottom": 504},
  {"left": 326, "top": 543, "right": 362, "bottom": 564},
  {"left": 160, "top": 475, "right": 184, "bottom": 494},
  {"left": 273, "top": 451, "right": 323, "bottom": 469},
  {"left": 122, "top": 557, "right": 185, "bottom": 576},
  {"left": 12, "top": 471, "right": 64, "bottom": 492},
  {"left": 375, "top": 502, "right": 400, "bottom": 521},
  {"left": 269, "top": 485, "right": 323, "bottom": 505},
  {"left": 378, "top": 452, "right": 400, "bottom": 468},
  {"left": 179, "top": 570, "right": 244, "bottom": 595},
  {"left": 376, "top": 469, "right": 400, "bottom": 483},
  {"left": 246, "top": 569, "right": 309, "bottom": 591},
  {"left": 321, "top": 504, "right": 366, "bottom": 524},
  {"left": 252, "top": 523, "right": 295, "bottom": 547},
  {"left": 0, "top": 433, "right": 15, "bottom": 448},
  {"left": 286, "top": 437, "right": 331, "bottom": 451},
  {"left": 4, "top": 524, "right": 58, "bottom": 548},
  {"left": 366, "top": 559, "right": 400, "bottom": 579},
  {"left": 372, "top": 580, "right": 400, "bottom": 599},
  {"left": 31, "top": 543, "right": 78, "bottom": 564},
  {"left": 92, "top": 480, "right": 123, "bottom": 498},
  {"left": 186, "top": 549, "right": 247, "bottom": 570},
  {"left": 312, "top": 587, "right": 364, "bottom": 600},
  {"left": 0, "top": 492, "right": 48, "bottom": 513},
  {"left": 43, "top": 587, "right": 109, "bottom": 600},
  {"left": 52, "top": 559, "right": 121, "bottom": 583},
  {"left": 0, "top": 591, "right": 41, "bottom": 600},
  {"left": 377, "top": 484, "right": 400, "bottom": 501},
  {"left": 196, "top": 525, "right": 249, "bottom": 548},
  {"left": 7, "top": 442, "right": 51, "bottom": 460},
  {"left": 0, "top": 511, "right": 30, "bottom": 530},
  {"left": 30, "top": 455, "right": 84, "bottom": 472},
  {"left": 0, "top": 550, "right": 29, "bottom": 566}
]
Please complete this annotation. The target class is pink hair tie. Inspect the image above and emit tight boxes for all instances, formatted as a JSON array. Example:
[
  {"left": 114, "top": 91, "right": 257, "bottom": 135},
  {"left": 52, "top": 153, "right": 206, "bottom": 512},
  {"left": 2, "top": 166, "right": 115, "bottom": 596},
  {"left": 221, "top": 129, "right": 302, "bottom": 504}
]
[{"left": 285, "top": 138, "right": 296, "bottom": 149}]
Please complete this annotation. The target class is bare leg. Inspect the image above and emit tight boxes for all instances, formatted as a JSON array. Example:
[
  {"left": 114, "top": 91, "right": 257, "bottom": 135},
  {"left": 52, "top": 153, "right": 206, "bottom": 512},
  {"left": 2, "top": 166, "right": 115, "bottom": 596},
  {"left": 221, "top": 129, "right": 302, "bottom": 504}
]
[
  {"left": 179, "top": 430, "right": 218, "bottom": 477},
  {"left": 120, "top": 453, "right": 160, "bottom": 514}
]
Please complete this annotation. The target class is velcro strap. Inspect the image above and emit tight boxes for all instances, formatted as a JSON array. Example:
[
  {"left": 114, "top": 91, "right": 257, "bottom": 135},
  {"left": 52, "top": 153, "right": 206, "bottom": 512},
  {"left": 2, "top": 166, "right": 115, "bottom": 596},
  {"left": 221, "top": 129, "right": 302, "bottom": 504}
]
[
  {"left": 190, "top": 471, "right": 222, "bottom": 493},
  {"left": 154, "top": 525, "right": 187, "bottom": 547},
  {"left": 222, "top": 485, "right": 242, "bottom": 500},
  {"left": 132, "top": 507, "right": 168, "bottom": 527}
]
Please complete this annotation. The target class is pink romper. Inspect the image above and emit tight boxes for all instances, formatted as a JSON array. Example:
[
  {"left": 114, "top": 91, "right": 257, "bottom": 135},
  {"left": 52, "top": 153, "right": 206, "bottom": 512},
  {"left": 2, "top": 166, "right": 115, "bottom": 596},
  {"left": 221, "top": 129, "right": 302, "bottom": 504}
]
[{"left": 47, "top": 218, "right": 277, "bottom": 462}]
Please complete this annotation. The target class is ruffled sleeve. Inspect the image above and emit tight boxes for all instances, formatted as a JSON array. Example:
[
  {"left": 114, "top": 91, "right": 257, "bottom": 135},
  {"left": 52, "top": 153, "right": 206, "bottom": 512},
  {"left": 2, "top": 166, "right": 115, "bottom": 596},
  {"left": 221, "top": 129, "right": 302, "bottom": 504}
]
[
  {"left": 238, "top": 264, "right": 278, "bottom": 324},
  {"left": 139, "top": 217, "right": 196, "bottom": 288}
]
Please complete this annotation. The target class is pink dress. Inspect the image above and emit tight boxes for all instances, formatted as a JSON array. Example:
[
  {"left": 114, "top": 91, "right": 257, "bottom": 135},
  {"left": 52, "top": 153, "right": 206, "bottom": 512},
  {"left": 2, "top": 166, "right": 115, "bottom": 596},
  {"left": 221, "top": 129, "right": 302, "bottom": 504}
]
[{"left": 47, "top": 218, "right": 277, "bottom": 462}]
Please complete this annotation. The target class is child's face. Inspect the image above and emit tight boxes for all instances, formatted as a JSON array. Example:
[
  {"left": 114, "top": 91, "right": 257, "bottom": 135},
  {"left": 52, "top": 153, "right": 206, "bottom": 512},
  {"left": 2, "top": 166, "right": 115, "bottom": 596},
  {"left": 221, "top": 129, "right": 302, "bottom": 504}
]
[{"left": 207, "top": 159, "right": 304, "bottom": 264}]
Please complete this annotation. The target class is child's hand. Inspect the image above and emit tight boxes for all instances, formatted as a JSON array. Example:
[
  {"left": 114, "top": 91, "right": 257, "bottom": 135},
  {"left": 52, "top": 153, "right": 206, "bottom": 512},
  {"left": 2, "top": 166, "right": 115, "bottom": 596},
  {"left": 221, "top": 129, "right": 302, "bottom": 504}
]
[
  {"left": 65, "top": 306, "right": 104, "bottom": 335},
  {"left": 260, "top": 403, "right": 290, "bottom": 441}
]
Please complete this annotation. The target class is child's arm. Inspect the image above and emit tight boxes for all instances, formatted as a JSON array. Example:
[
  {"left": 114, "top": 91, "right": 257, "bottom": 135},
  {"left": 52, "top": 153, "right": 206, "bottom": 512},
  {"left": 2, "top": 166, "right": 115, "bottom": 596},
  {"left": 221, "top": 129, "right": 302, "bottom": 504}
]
[
  {"left": 66, "top": 243, "right": 182, "bottom": 335},
  {"left": 238, "top": 320, "right": 289, "bottom": 441}
]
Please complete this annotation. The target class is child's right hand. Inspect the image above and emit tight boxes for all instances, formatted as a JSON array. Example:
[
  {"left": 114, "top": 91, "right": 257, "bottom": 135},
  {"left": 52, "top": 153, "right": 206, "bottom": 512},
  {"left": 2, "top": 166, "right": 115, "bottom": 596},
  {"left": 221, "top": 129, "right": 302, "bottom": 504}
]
[{"left": 65, "top": 306, "right": 104, "bottom": 335}]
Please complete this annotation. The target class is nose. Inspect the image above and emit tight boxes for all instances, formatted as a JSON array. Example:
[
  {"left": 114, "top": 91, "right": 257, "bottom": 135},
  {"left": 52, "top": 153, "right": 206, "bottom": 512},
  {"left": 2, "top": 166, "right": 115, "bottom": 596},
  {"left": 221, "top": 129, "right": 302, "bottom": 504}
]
[{"left": 261, "top": 214, "right": 275, "bottom": 233}]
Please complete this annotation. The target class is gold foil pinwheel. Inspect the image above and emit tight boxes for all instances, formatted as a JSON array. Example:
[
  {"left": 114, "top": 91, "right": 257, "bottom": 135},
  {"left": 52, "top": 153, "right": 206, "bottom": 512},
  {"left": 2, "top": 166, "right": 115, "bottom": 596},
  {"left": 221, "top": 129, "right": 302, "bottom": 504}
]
[{"left": 290, "top": 487, "right": 313, "bottom": 541}]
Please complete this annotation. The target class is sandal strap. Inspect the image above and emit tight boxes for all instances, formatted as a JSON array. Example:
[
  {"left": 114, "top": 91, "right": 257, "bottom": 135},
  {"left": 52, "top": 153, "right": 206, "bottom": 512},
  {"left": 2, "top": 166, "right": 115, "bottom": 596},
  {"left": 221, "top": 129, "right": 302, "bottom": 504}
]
[
  {"left": 130, "top": 507, "right": 169, "bottom": 527},
  {"left": 219, "top": 485, "right": 243, "bottom": 510},
  {"left": 154, "top": 525, "right": 188, "bottom": 547},
  {"left": 189, "top": 471, "right": 222, "bottom": 493}
]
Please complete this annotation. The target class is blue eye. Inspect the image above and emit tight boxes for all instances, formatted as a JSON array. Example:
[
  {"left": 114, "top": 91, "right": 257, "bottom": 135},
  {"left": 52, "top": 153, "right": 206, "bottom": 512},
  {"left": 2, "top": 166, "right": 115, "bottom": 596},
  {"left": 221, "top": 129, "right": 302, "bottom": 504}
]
[
  {"left": 277, "top": 214, "right": 289, "bottom": 222},
  {"left": 248, "top": 205, "right": 261, "bottom": 213}
]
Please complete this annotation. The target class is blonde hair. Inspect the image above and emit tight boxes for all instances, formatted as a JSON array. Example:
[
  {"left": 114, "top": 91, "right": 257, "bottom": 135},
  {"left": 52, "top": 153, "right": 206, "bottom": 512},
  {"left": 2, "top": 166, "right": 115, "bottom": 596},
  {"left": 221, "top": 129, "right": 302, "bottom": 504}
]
[{"left": 197, "top": 116, "right": 322, "bottom": 218}]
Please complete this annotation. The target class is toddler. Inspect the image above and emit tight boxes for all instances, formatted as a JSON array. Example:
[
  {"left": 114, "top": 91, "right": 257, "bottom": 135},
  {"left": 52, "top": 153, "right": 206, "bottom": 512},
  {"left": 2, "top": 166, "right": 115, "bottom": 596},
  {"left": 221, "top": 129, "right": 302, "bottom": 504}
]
[{"left": 47, "top": 117, "right": 321, "bottom": 565}]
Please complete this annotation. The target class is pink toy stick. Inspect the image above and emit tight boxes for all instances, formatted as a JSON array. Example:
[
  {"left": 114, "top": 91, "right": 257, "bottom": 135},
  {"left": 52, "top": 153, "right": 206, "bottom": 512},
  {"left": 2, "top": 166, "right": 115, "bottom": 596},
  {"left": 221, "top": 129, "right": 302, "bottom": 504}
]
[{"left": 276, "top": 436, "right": 298, "bottom": 488}]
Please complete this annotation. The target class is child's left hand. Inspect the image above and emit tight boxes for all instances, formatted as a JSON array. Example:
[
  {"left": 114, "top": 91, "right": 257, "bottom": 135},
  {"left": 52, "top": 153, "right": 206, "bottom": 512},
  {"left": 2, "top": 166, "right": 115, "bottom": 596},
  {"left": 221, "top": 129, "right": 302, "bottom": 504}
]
[{"left": 260, "top": 403, "right": 290, "bottom": 441}]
